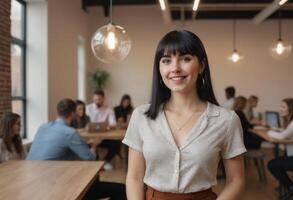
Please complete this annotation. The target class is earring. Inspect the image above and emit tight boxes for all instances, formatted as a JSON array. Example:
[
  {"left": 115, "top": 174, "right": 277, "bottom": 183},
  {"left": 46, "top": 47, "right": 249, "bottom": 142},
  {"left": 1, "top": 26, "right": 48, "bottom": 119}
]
[{"left": 200, "top": 74, "right": 205, "bottom": 86}]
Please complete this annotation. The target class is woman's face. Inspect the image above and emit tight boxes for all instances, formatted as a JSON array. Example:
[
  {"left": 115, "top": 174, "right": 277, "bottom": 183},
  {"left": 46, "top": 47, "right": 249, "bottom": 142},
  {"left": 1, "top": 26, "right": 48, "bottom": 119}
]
[
  {"left": 76, "top": 104, "right": 85, "bottom": 118},
  {"left": 12, "top": 118, "right": 21, "bottom": 136},
  {"left": 280, "top": 101, "right": 289, "bottom": 118},
  {"left": 122, "top": 99, "right": 130, "bottom": 108},
  {"left": 159, "top": 52, "right": 202, "bottom": 93}
]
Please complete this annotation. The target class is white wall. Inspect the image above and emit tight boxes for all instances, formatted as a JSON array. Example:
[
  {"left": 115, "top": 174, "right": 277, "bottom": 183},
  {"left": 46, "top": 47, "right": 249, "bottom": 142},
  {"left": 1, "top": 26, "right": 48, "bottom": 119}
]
[
  {"left": 47, "top": 0, "right": 89, "bottom": 120},
  {"left": 26, "top": 1, "right": 48, "bottom": 141},
  {"left": 87, "top": 5, "right": 293, "bottom": 113}
]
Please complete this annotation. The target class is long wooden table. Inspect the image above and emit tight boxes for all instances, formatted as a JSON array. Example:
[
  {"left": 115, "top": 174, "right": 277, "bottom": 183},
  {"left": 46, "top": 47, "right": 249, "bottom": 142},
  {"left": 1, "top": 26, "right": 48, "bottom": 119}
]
[
  {"left": 79, "top": 129, "right": 126, "bottom": 140},
  {"left": 252, "top": 128, "right": 293, "bottom": 157},
  {"left": 0, "top": 160, "right": 104, "bottom": 200}
]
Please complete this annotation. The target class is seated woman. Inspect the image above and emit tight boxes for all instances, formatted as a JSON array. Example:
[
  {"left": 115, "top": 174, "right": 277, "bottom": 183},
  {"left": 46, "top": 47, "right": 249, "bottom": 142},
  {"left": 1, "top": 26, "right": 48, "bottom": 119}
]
[
  {"left": 0, "top": 112, "right": 25, "bottom": 162},
  {"left": 233, "top": 96, "right": 263, "bottom": 150},
  {"left": 267, "top": 98, "right": 293, "bottom": 194},
  {"left": 71, "top": 100, "right": 90, "bottom": 129},
  {"left": 114, "top": 94, "right": 133, "bottom": 126}
]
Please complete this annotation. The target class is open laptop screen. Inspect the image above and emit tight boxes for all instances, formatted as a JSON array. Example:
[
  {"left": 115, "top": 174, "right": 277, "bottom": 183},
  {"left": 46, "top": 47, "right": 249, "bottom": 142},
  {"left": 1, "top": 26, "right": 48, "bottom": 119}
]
[{"left": 265, "top": 111, "right": 281, "bottom": 128}]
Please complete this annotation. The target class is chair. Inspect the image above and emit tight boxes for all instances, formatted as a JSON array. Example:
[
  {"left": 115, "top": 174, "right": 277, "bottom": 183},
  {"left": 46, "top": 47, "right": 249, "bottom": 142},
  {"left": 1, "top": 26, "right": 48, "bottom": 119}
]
[{"left": 245, "top": 149, "right": 267, "bottom": 182}]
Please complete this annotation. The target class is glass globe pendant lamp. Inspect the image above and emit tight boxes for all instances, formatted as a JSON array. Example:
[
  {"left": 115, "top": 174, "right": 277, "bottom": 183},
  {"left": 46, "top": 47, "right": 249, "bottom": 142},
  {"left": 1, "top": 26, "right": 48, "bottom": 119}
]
[
  {"left": 270, "top": 12, "right": 291, "bottom": 59},
  {"left": 91, "top": 0, "right": 131, "bottom": 64},
  {"left": 228, "top": 20, "right": 243, "bottom": 63}
]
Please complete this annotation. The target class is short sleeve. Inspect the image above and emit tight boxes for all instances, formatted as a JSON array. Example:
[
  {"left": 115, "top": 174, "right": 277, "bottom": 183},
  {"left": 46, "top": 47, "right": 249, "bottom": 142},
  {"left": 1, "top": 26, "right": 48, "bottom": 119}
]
[
  {"left": 122, "top": 108, "right": 143, "bottom": 152},
  {"left": 221, "top": 112, "right": 247, "bottom": 159}
]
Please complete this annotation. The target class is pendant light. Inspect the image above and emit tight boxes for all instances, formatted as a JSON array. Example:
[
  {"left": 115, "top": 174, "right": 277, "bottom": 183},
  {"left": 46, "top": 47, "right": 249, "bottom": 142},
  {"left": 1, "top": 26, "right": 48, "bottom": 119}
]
[
  {"left": 91, "top": 0, "right": 131, "bottom": 64},
  {"left": 270, "top": 11, "right": 291, "bottom": 59},
  {"left": 228, "top": 19, "right": 244, "bottom": 63}
]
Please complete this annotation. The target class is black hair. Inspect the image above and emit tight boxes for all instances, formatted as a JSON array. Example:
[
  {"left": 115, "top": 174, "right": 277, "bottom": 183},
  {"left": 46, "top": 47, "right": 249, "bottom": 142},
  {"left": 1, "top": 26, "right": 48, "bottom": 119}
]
[
  {"left": 57, "top": 99, "right": 76, "bottom": 118},
  {"left": 94, "top": 89, "right": 105, "bottom": 97},
  {"left": 145, "top": 30, "right": 218, "bottom": 119},
  {"left": 119, "top": 94, "right": 133, "bottom": 111},
  {"left": 75, "top": 99, "right": 87, "bottom": 119},
  {"left": 225, "top": 86, "right": 236, "bottom": 99}
]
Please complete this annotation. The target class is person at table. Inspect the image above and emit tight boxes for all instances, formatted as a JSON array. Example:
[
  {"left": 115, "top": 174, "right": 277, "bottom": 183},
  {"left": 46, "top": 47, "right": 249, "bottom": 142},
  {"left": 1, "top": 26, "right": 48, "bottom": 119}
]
[
  {"left": 27, "top": 98, "right": 126, "bottom": 200},
  {"left": 114, "top": 94, "right": 134, "bottom": 125},
  {"left": 123, "top": 30, "right": 246, "bottom": 200},
  {"left": 233, "top": 96, "right": 263, "bottom": 150},
  {"left": 86, "top": 90, "right": 116, "bottom": 128},
  {"left": 267, "top": 98, "right": 293, "bottom": 193},
  {"left": 71, "top": 99, "right": 90, "bottom": 129},
  {"left": 244, "top": 95, "right": 262, "bottom": 125},
  {"left": 0, "top": 112, "right": 25, "bottom": 162},
  {"left": 86, "top": 90, "right": 120, "bottom": 170},
  {"left": 223, "top": 86, "right": 236, "bottom": 110}
]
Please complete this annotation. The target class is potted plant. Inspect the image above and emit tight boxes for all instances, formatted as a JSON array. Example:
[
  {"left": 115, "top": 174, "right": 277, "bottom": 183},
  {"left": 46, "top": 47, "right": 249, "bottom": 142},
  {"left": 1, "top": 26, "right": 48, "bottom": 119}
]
[{"left": 89, "top": 69, "right": 109, "bottom": 90}]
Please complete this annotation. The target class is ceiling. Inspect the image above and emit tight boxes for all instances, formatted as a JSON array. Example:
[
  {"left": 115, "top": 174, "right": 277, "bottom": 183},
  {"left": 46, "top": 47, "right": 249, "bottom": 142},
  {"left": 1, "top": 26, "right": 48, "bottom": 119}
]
[{"left": 82, "top": 0, "right": 293, "bottom": 20}]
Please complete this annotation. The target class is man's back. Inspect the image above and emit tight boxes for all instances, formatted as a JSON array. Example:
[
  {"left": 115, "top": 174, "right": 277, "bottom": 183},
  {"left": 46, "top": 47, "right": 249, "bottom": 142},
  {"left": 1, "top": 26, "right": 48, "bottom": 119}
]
[{"left": 27, "top": 119, "right": 95, "bottom": 161}]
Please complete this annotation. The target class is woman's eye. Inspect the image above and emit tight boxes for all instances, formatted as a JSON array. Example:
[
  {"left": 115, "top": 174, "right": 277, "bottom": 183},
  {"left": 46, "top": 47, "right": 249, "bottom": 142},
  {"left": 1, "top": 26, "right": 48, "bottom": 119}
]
[
  {"left": 161, "top": 59, "right": 171, "bottom": 64},
  {"left": 182, "top": 56, "right": 191, "bottom": 62}
]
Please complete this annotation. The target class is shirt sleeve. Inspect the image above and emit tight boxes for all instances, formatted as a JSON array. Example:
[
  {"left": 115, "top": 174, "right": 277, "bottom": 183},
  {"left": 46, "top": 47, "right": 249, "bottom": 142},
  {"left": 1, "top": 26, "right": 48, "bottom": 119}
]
[
  {"left": 108, "top": 108, "right": 117, "bottom": 127},
  {"left": 221, "top": 112, "right": 247, "bottom": 159},
  {"left": 122, "top": 108, "right": 143, "bottom": 152},
  {"left": 268, "top": 122, "right": 293, "bottom": 140},
  {"left": 66, "top": 131, "right": 96, "bottom": 161}
]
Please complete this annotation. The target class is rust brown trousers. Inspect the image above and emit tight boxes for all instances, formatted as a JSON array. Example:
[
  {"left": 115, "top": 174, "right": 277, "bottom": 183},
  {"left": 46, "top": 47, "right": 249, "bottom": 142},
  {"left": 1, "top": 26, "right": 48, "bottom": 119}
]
[{"left": 146, "top": 187, "right": 217, "bottom": 200}]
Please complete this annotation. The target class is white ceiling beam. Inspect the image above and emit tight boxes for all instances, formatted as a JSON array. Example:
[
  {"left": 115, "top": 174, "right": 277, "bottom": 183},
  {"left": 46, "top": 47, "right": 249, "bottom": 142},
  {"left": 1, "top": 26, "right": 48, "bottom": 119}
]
[
  {"left": 253, "top": 0, "right": 289, "bottom": 24},
  {"left": 159, "top": 0, "right": 171, "bottom": 25}
]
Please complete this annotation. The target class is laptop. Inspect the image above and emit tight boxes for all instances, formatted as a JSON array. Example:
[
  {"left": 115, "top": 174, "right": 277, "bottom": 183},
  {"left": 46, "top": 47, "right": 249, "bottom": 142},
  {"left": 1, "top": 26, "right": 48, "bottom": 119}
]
[
  {"left": 87, "top": 122, "right": 109, "bottom": 133},
  {"left": 265, "top": 111, "right": 281, "bottom": 129}
]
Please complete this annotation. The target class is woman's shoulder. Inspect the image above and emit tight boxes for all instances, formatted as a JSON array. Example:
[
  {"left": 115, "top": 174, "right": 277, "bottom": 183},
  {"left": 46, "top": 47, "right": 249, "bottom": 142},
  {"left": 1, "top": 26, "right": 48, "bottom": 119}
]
[
  {"left": 132, "top": 104, "right": 151, "bottom": 117},
  {"left": 208, "top": 103, "right": 236, "bottom": 120}
]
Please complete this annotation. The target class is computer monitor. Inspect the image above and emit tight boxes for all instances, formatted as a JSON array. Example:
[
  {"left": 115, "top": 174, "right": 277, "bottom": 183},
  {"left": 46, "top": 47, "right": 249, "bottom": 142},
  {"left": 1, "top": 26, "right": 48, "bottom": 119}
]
[{"left": 265, "top": 111, "right": 281, "bottom": 128}]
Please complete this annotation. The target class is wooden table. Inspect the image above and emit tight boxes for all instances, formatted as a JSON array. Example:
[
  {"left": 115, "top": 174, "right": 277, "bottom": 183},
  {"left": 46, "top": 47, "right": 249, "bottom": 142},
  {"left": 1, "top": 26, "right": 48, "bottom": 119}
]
[
  {"left": 252, "top": 128, "right": 293, "bottom": 157},
  {"left": 79, "top": 129, "right": 126, "bottom": 140},
  {"left": 0, "top": 160, "right": 104, "bottom": 200}
]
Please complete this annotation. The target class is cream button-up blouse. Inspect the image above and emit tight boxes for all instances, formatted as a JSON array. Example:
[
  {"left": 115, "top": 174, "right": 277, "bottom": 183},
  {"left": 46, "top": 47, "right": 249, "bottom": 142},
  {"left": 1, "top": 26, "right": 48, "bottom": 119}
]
[{"left": 122, "top": 102, "right": 246, "bottom": 193}]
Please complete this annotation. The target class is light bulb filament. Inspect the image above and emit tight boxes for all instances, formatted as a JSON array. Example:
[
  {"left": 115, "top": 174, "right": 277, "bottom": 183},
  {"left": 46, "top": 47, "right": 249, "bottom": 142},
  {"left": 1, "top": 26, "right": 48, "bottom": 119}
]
[
  {"left": 106, "top": 31, "right": 117, "bottom": 50},
  {"left": 276, "top": 41, "right": 285, "bottom": 55},
  {"left": 231, "top": 52, "right": 240, "bottom": 62}
]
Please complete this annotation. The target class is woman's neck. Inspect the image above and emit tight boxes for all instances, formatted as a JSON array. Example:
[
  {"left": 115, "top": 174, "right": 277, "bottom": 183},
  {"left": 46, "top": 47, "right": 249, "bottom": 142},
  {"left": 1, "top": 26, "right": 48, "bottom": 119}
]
[{"left": 166, "top": 90, "right": 204, "bottom": 112}]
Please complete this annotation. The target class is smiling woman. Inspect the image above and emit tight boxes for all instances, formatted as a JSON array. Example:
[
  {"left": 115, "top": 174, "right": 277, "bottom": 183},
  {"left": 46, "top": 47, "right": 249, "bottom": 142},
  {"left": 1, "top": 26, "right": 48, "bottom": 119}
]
[{"left": 122, "top": 30, "right": 247, "bottom": 200}]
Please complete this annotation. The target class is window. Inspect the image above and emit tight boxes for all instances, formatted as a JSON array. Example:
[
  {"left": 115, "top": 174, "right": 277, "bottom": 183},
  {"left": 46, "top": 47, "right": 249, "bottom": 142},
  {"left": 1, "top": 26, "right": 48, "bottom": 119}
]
[{"left": 11, "top": 0, "right": 27, "bottom": 138}]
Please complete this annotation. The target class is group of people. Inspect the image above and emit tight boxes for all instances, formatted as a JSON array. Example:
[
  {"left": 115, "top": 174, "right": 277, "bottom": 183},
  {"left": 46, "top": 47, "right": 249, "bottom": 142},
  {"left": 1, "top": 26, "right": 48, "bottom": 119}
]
[
  {"left": 224, "top": 86, "right": 293, "bottom": 199},
  {"left": 1, "top": 29, "right": 292, "bottom": 200},
  {"left": 224, "top": 87, "right": 263, "bottom": 150},
  {"left": 0, "top": 91, "right": 133, "bottom": 200}
]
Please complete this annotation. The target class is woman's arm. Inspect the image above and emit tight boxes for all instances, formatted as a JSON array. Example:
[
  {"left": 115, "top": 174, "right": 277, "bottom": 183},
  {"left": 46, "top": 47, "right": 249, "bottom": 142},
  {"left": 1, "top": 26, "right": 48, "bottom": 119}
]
[
  {"left": 126, "top": 147, "right": 146, "bottom": 200},
  {"left": 217, "top": 155, "right": 245, "bottom": 200},
  {"left": 268, "top": 122, "right": 293, "bottom": 140}
]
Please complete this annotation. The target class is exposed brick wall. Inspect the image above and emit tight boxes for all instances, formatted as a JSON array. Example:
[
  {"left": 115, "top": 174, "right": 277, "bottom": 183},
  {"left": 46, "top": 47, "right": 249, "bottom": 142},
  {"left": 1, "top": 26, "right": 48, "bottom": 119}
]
[{"left": 0, "top": 0, "right": 12, "bottom": 117}]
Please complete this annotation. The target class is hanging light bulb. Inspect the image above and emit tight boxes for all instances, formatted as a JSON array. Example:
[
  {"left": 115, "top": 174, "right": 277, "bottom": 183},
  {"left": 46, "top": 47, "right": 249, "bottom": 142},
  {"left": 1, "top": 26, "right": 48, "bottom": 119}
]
[
  {"left": 228, "top": 19, "right": 244, "bottom": 63},
  {"left": 229, "top": 49, "right": 243, "bottom": 63},
  {"left": 270, "top": 11, "right": 291, "bottom": 59},
  {"left": 91, "top": 0, "right": 131, "bottom": 64}
]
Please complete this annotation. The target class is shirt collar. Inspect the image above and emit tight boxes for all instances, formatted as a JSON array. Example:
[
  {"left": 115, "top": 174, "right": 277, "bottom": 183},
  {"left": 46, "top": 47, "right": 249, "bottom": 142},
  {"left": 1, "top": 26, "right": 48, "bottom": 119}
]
[
  {"left": 205, "top": 102, "right": 220, "bottom": 117},
  {"left": 55, "top": 118, "right": 67, "bottom": 125}
]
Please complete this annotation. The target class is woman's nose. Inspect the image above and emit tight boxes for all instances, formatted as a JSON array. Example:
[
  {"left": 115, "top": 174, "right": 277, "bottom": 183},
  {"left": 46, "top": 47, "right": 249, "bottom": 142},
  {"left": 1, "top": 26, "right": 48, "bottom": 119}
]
[{"left": 170, "top": 59, "right": 181, "bottom": 73}]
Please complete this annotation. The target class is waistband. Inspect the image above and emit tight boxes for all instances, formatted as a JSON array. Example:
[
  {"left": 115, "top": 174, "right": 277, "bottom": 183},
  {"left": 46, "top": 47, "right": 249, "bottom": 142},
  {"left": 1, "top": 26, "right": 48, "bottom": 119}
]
[{"left": 146, "top": 186, "right": 217, "bottom": 200}]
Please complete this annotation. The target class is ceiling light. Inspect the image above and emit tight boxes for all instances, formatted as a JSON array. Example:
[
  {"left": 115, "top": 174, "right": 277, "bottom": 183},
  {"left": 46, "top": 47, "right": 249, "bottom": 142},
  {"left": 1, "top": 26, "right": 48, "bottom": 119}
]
[
  {"left": 192, "top": 0, "right": 200, "bottom": 11},
  {"left": 91, "top": 0, "right": 131, "bottom": 64}
]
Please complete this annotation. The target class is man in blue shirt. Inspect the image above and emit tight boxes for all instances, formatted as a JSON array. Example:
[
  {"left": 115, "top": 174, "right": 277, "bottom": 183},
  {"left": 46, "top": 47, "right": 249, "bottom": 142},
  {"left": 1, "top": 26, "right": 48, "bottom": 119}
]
[{"left": 27, "top": 99, "right": 126, "bottom": 200}]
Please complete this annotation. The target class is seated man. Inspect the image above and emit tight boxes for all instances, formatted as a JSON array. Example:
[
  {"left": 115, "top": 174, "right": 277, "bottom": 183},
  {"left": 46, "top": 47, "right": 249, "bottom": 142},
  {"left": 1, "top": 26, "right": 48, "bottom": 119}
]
[
  {"left": 27, "top": 99, "right": 126, "bottom": 200},
  {"left": 86, "top": 90, "right": 121, "bottom": 170}
]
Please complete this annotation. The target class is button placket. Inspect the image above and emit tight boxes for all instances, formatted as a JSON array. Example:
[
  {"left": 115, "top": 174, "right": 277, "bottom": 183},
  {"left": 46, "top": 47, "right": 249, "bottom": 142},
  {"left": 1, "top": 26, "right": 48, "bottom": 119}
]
[{"left": 175, "top": 149, "right": 181, "bottom": 191}]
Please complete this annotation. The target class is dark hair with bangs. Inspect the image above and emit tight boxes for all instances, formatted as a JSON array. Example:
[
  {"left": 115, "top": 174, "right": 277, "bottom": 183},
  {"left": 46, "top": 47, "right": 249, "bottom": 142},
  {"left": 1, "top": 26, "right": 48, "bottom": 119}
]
[{"left": 145, "top": 30, "right": 218, "bottom": 119}]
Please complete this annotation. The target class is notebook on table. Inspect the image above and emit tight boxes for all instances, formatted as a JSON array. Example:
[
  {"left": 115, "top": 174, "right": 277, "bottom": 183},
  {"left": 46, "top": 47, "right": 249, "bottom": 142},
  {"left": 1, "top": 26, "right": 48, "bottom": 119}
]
[{"left": 87, "top": 122, "right": 109, "bottom": 133}]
